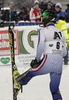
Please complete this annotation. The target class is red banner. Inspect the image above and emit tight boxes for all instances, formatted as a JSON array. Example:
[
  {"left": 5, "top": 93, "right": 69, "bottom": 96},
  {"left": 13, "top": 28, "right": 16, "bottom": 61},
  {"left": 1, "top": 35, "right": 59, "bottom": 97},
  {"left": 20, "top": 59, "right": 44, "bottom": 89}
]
[{"left": 0, "top": 30, "right": 19, "bottom": 56}]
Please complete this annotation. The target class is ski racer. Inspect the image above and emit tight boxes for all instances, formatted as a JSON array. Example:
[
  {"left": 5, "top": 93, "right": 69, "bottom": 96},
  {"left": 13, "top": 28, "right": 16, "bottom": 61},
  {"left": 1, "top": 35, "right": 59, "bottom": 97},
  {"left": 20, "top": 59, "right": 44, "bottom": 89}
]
[{"left": 14, "top": 10, "right": 67, "bottom": 100}]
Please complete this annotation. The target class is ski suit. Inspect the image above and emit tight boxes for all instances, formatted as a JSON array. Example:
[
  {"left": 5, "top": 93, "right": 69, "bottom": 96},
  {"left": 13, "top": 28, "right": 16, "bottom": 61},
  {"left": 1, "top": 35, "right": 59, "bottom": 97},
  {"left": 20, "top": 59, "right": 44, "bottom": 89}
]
[{"left": 20, "top": 24, "right": 67, "bottom": 100}]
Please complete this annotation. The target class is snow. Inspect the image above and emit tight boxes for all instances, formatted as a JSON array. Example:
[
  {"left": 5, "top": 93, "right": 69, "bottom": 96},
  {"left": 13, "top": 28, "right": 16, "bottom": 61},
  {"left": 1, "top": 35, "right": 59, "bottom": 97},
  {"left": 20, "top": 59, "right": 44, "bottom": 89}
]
[
  {"left": 0, "top": 64, "right": 69, "bottom": 100},
  {"left": 0, "top": 65, "right": 13, "bottom": 100}
]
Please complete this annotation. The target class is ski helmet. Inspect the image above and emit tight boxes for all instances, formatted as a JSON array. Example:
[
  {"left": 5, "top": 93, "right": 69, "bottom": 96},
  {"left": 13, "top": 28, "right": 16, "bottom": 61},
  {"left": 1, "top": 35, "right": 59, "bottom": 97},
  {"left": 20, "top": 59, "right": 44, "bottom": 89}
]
[{"left": 41, "top": 10, "right": 57, "bottom": 24}]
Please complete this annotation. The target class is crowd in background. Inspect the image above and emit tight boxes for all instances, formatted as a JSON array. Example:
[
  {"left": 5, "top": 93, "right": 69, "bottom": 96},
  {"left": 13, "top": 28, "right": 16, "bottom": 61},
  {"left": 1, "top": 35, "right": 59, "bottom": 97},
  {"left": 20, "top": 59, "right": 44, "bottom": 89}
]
[{"left": 0, "top": 0, "right": 69, "bottom": 23}]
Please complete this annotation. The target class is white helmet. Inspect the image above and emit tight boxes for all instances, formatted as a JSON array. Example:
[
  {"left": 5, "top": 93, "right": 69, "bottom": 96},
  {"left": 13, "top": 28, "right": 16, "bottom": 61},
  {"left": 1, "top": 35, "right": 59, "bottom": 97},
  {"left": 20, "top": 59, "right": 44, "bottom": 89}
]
[
  {"left": 34, "top": 0, "right": 39, "bottom": 4},
  {"left": 55, "top": 2, "right": 62, "bottom": 9}
]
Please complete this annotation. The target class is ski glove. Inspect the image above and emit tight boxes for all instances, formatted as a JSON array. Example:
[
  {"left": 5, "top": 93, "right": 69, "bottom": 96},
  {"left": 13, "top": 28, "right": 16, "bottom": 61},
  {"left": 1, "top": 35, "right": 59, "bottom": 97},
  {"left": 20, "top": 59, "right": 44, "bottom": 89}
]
[{"left": 30, "top": 59, "right": 40, "bottom": 68}]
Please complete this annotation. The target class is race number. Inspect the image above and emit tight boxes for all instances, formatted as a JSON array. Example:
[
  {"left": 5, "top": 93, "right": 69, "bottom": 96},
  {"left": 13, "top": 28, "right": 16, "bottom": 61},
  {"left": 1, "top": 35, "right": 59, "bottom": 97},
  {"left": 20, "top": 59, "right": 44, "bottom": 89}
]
[
  {"left": 56, "top": 42, "right": 60, "bottom": 49},
  {"left": 54, "top": 31, "right": 62, "bottom": 39}
]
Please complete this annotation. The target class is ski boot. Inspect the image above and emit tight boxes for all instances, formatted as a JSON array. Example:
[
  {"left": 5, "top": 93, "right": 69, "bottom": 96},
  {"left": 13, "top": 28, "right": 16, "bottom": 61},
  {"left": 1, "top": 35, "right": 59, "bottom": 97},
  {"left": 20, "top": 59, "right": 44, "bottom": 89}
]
[
  {"left": 16, "top": 68, "right": 33, "bottom": 85},
  {"left": 52, "top": 91, "right": 62, "bottom": 100}
]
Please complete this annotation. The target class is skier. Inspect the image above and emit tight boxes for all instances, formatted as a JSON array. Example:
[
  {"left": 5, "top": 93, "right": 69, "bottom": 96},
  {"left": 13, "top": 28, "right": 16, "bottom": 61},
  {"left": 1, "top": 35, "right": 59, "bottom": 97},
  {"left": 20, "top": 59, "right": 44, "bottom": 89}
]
[{"left": 14, "top": 10, "right": 67, "bottom": 100}]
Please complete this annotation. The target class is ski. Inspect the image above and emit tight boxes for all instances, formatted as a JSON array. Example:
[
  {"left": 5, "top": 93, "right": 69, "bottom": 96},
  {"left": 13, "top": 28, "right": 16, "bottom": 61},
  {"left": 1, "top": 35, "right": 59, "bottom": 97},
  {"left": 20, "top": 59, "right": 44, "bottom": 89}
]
[{"left": 8, "top": 25, "right": 19, "bottom": 100}]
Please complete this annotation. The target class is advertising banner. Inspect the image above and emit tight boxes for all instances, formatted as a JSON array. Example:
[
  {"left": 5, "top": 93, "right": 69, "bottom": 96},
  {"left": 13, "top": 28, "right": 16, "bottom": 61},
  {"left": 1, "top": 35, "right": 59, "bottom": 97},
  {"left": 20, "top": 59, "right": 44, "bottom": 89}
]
[
  {"left": 14, "top": 26, "right": 40, "bottom": 67},
  {"left": 0, "top": 30, "right": 19, "bottom": 56},
  {"left": 0, "top": 29, "right": 19, "bottom": 65},
  {"left": 0, "top": 24, "right": 69, "bottom": 66},
  {"left": 18, "top": 26, "right": 39, "bottom": 54}
]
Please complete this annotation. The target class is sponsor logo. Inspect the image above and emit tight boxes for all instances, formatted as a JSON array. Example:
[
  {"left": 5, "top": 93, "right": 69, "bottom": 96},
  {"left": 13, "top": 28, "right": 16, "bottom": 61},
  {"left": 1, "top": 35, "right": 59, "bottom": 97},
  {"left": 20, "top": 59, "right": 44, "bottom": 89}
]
[
  {"left": 0, "top": 30, "right": 19, "bottom": 56},
  {"left": 0, "top": 57, "right": 10, "bottom": 64},
  {"left": 19, "top": 29, "right": 39, "bottom": 54},
  {"left": 49, "top": 44, "right": 53, "bottom": 47}
]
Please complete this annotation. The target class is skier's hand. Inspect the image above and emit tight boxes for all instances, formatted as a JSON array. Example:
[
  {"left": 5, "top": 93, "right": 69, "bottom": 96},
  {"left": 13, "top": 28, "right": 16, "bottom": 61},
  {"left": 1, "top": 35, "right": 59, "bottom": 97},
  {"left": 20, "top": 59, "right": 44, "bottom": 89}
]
[{"left": 30, "top": 59, "right": 39, "bottom": 68}]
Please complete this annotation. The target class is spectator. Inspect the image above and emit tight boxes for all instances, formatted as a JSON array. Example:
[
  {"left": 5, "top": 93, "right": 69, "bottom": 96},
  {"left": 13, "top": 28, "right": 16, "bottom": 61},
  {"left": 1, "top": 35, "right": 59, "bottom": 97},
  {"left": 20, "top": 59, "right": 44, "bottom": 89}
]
[
  {"left": 30, "top": 0, "right": 41, "bottom": 22},
  {"left": 1, "top": 7, "right": 10, "bottom": 21},
  {"left": 8, "top": 2, "right": 18, "bottom": 21},
  {"left": 23, "top": 8, "right": 30, "bottom": 21},
  {"left": 65, "top": 4, "right": 69, "bottom": 13},
  {"left": 55, "top": 2, "right": 65, "bottom": 21},
  {"left": 65, "top": 10, "right": 69, "bottom": 22},
  {"left": 56, "top": 16, "right": 69, "bottom": 65},
  {"left": 39, "top": 1, "right": 47, "bottom": 13},
  {"left": 46, "top": 1, "right": 54, "bottom": 11},
  {"left": 18, "top": 11, "right": 24, "bottom": 21}
]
